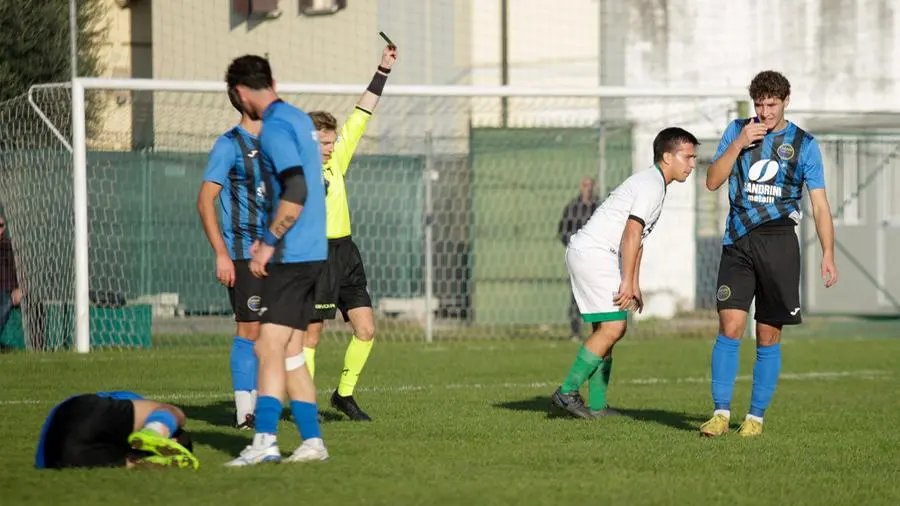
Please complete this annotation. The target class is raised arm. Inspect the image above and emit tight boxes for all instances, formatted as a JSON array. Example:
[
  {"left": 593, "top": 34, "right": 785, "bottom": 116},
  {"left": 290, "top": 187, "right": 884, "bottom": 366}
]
[
  {"left": 331, "top": 45, "right": 398, "bottom": 174},
  {"left": 356, "top": 45, "right": 397, "bottom": 114}
]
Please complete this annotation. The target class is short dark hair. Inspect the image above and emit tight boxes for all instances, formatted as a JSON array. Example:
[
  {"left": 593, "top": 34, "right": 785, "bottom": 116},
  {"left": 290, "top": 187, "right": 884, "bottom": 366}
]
[
  {"left": 749, "top": 70, "right": 791, "bottom": 101},
  {"left": 653, "top": 127, "right": 699, "bottom": 163},
  {"left": 308, "top": 111, "right": 338, "bottom": 131},
  {"left": 226, "top": 55, "right": 274, "bottom": 92}
]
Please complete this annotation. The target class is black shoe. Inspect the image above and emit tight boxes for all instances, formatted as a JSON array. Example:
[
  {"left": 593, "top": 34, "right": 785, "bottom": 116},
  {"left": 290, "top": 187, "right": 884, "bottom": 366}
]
[
  {"left": 589, "top": 406, "right": 622, "bottom": 418},
  {"left": 550, "top": 387, "right": 594, "bottom": 419},
  {"left": 330, "top": 391, "right": 372, "bottom": 421},
  {"left": 235, "top": 413, "right": 255, "bottom": 430}
]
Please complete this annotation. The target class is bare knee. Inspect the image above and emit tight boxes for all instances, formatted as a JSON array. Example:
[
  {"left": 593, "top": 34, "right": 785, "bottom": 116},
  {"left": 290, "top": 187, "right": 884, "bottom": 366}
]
[
  {"left": 718, "top": 309, "right": 747, "bottom": 339},
  {"left": 348, "top": 308, "right": 375, "bottom": 341},
  {"left": 353, "top": 321, "right": 375, "bottom": 341},
  {"left": 305, "top": 322, "right": 323, "bottom": 348},
  {"left": 237, "top": 322, "right": 260, "bottom": 341},
  {"left": 585, "top": 320, "right": 627, "bottom": 355},
  {"left": 755, "top": 322, "right": 782, "bottom": 346}
]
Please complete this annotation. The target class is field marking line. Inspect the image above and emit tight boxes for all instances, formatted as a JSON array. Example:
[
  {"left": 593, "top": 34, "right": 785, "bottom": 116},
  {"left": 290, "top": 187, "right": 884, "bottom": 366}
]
[{"left": 0, "top": 370, "right": 890, "bottom": 406}]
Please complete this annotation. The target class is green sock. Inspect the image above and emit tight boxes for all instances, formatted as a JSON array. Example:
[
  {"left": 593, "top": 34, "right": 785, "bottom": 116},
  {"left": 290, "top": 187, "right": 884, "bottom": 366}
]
[
  {"left": 588, "top": 357, "right": 613, "bottom": 410},
  {"left": 561, "top": 346, "right": 603, "bottom": 394}
]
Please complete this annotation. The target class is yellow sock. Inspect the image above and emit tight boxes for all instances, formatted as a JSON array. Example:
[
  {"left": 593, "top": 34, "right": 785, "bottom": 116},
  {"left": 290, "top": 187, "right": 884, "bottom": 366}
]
[
  {"left": 337, "top": 336, "right": 374, "bottom": 397},
  {"left": 303, "top": 347, "right": 316, "bottom": 379}
]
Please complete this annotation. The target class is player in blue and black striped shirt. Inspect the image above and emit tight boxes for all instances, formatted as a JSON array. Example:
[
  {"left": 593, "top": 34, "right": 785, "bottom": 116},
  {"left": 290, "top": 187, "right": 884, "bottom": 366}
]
[
  {"left": 700, "top": 71, "right": 839, "bottom": 437},
  {"left": 197, "top": 90, "right": 268, "bottom": 431}
]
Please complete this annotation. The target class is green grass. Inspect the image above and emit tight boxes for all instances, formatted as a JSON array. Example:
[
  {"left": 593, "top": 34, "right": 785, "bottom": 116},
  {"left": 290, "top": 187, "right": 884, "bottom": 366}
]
[{"left": 1, "top": 336, "right": 898, "bottom": 505}]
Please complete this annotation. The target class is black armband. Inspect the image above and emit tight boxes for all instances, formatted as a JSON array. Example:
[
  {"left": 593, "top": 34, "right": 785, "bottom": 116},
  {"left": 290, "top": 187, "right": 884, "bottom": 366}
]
[
  {"left": 627, "top": 215, "right": 646, "bottom": 227},
  {"left": 367, "top": 71, "right": 388, "bottom": 96},
  {"left": 377, "top": 65, "right": 391, "bottom": 74},
  {"left": 280, "top": 167, "right": 308, "bottom": 205}
]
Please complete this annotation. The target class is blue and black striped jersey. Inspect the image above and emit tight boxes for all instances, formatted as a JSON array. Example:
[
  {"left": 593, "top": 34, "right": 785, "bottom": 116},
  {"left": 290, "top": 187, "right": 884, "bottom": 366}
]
[{"left": 713, "top": 119, "right": 826, "bottom": 245}]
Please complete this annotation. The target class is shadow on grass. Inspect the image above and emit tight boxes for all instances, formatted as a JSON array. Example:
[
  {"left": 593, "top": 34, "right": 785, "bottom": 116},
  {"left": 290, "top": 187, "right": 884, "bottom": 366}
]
[
  {"left": 183, "top": 399, "right": 347, "bottom": 431},
  {"left": 494, "top": 395, "right": 705, "bottom": 431}
]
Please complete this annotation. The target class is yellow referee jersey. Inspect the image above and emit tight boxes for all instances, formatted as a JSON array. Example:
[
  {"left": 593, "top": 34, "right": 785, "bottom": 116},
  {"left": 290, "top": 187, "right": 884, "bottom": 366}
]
[{"left": 324, "top": 106, "right": 371, "bottom": 239}]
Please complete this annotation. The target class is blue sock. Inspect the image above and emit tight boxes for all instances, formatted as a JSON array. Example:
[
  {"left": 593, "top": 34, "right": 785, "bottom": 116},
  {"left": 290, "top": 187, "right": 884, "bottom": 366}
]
[
  {"left": 230, "top": 336, "right": 258, "bottom": 392},
  {"left": 254, "top": 396, "right": 282, "bottom": 435},
  {"left": 145, "top": 410, "right": 178, "bottom": 435},
  {"left": 290, "top": 401, "right": 322, "bottom": 441},
  {"left": 711, "top": 334, "right": 742, "bottom": 411},
  {"left": 749, "top": 343, "right": 782, "bottom": 418}
]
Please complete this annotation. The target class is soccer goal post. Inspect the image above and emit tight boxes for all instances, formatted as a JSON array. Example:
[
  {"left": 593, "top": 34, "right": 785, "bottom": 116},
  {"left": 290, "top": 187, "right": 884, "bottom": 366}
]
[{"left": 0, "top": 78, "right": 746, "bottom": 352}]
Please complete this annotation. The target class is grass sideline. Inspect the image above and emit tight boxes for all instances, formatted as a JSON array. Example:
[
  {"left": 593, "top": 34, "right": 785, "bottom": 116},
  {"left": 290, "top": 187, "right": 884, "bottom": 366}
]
[{"left": 0, "top": 336, "right": 898, "bottom": 505}]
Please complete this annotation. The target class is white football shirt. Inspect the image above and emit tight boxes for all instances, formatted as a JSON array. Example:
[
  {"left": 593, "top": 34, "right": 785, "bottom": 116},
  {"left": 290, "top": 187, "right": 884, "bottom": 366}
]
[{"left": 568, "top": 165, "right": 667, "bottom": 254}]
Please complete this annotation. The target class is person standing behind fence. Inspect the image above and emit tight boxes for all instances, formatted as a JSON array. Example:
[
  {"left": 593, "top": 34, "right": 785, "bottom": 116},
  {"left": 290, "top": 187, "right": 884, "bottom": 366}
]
[
  {"left": 0, "top": 216, "right": 22, "bottom": 337},
  {"left": 557, "top": 178, "right": 600, "bottom": 341}
]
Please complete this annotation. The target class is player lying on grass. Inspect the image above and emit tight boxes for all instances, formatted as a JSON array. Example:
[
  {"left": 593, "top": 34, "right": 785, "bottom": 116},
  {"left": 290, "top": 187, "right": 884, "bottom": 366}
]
[
  {"left": 35, "top": 390, "right": 198, "bottom": 470},
  {"left": 224, "top": 54, "right": 329, "bottom": 466},
  {"left": 551, "top": 127, "right": 699, "bottom": 420},
  {"left": 198, "top": 87, "right": 267, "bottom": 431},
  {"left": 700, "top": 70, "right": 838, "bottom": 438},
  {"left": 303, "top": 43, "right": 397, "bottom": 422}
]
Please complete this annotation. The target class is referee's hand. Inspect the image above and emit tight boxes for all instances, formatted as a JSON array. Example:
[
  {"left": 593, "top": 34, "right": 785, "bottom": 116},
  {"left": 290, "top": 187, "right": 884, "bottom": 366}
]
[{"left": 381, "top": 45, "right": 397, "bottom": 70}]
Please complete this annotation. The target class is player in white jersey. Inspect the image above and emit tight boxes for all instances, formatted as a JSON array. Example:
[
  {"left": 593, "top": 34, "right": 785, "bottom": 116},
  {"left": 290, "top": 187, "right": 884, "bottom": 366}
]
[{"left": 550, "top": 127, "right": 699, "bottom": 419}]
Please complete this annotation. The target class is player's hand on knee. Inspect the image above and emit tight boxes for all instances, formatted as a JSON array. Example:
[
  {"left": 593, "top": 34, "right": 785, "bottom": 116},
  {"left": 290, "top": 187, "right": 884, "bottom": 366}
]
[{"left": 216, "top": 253, "right": 235, "bottom": 287}]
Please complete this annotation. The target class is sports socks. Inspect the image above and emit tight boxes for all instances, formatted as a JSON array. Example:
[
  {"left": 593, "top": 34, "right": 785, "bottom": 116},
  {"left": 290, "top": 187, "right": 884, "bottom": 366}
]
[
  {"left": 230, "top": 336, "right": 258, "bottom": 422},
  {"left": 290, "top": 401, "right": 322, "bottom": 441},
  {"left": 304, "top": 346, "right": 317, "bottom": 379},
  {"left": 337, "top": 336, "right": 374, "bottom": 397},
  {"left": 710, "top": 334, "right": 741, "bottom": 411},
  {"left": 749, "top": 342, "right": 781, "bottom": 419},
  {"left": 561, "top": 345, "right": 602, "bottom": 394},
  {"left": 588, "top": 356, "right": 613, "bottom": 410}
]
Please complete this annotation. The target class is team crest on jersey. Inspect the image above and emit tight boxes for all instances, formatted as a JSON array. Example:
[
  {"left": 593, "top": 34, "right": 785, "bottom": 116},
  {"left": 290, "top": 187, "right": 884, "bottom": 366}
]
[
  {"left": 716, "top": 285, "right": 731, "bottom": 302},
  {"left": 776, "top": 143, "right": 795, "bottom": 161},
  {"left": 247, "top": 295, "right": 262, "bottom": 312}
]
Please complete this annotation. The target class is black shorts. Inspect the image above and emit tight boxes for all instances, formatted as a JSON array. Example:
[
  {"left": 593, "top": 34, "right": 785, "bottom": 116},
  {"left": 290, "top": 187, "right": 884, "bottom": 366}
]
[
  {"left": 715, "top": 224, "right": 802, "bottom": 326},
  {"left": 312, "top": 237, "right": 372, "bottom": 322},
  {"left": 228, "top": 260, "right": 265, "bottom": 322},
  {"left": 40, "top": 394, "right": 135, "bottom": 469},
  {"left": 259, "top": 261, "right": 324, "bottom": 331}
]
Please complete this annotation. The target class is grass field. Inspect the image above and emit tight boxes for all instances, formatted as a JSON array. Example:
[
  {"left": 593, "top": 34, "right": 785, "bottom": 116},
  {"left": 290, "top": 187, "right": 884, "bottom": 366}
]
[{"left": 1, "top": 334, "right": 898, "bottom": 505}]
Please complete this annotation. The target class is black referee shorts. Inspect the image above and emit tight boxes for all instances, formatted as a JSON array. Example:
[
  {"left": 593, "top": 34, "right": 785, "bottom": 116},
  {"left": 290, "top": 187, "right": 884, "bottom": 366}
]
[
  {"left": 41, "top": 394, "right": 135, "bottom": 469},
  {"left": 312, "top": 237, "right": 372, "bottom": 322},
  {"left": 715, "top": 224, "right": 802, "bottom": 326}
]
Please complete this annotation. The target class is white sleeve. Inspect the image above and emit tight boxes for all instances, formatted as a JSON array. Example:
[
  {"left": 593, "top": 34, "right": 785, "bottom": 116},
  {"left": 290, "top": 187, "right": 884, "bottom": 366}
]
[{"left": 627, "top": 181, "right": 664, "bottom": 228}]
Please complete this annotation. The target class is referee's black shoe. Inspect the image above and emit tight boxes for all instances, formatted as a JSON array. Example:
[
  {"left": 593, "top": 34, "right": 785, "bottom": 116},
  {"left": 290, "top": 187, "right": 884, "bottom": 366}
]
[{"left": 330, "top": 391, "right": 372, "bottom": 421}]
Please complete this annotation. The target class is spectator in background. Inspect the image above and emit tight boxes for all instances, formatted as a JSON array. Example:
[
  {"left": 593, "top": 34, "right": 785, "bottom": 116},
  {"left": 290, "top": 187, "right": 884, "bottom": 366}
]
[
  {"left": 0, "top": 216, "right": 22, "bottom": 335},
  {"left": 557, "top": 177, "right": 600, "bottom": 342}
]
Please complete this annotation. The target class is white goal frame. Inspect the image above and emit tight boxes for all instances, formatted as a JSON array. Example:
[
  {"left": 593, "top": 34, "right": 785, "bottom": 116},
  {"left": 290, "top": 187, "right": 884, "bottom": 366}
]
[{"left": 34, "top": 77, "right": 747, "bottom": 352}]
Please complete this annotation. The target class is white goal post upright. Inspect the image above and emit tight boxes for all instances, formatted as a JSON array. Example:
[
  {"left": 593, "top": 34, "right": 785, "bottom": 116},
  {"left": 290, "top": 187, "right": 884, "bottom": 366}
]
[{"left": 65, "top": 77, "right": 745, "bottom": 352}]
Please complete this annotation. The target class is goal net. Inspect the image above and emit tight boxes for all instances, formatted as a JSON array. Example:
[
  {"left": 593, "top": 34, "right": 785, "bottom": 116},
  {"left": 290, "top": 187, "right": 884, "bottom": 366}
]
[{"left": 0, "top": 80, "right": 743, "bottom": 351}]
